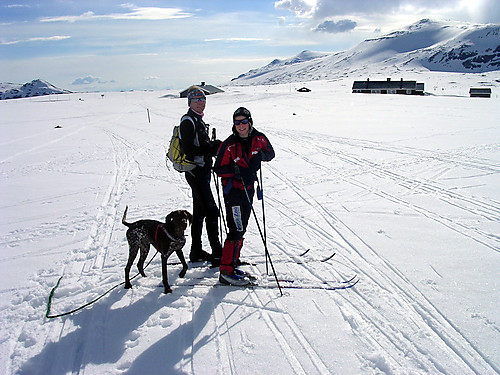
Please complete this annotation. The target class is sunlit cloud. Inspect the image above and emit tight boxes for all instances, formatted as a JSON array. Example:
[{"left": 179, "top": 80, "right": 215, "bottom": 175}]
[
  {"left": 275, "top": 0, "right": 315, "bottom": 17},
  {"left": 41, "top": 6, "right": 192, "bottom": 23},
  {"left": 1, "top": 35, "right": 71, "bottom": 45}
]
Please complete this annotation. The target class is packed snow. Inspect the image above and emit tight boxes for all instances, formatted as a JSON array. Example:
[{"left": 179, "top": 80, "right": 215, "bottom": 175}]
[{"left": 1, "top": 71, "right": 499, "bottom": 374}]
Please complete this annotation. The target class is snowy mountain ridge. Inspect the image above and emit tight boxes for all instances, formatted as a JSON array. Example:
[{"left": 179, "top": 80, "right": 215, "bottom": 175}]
[
  {"left": 231, "top": 19, "right": 500, "bottom": 86},
  {"left": 0, "top": 79, "right": 72, "bottom": 100}
]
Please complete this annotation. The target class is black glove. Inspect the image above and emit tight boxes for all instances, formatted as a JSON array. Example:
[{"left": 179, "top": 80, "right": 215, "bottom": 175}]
[
  {"left": 210, "top": 139, "right": 222, "bottom": 155},
  {"left": 238, "top": 166, "right": 255, "bottom": 184},
  {"left": 249, "top": 151, "right": 262, "bottom": 173}
]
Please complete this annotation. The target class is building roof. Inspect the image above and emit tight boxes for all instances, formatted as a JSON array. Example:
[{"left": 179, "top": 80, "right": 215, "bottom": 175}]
[
  {"left": 352, "top": 78, "right": 422, "bottom": 90},
  {"left": 469, "top": 88, "right": 492, "bottom": 93},
  {"left": 179, "top": 83, "right": 224, "bottom": 97}
]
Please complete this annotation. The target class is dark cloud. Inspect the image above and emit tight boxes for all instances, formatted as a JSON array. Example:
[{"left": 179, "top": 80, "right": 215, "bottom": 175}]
[
  {"left": 314, "top": 19, "right": 357, "bottom": 33},
  {"left": 72, "top": 76, "right": 103, "bottom": 85}
]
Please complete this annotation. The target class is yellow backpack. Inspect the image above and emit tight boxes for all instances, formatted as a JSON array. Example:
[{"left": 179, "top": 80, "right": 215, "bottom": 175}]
[{"left": 166, "top": 115, "right": 197, "bottom": 172}]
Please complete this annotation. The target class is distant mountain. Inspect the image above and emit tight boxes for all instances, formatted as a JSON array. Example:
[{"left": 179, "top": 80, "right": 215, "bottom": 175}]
[
  {"left": 231, "top": 19, "right": 500, "bottom": 86},
  {"left": 231, "top": 50, "right": 331, "bottom": 82},
  {"left": 0, "top": 79, "right": 72, "bottom": 100}
]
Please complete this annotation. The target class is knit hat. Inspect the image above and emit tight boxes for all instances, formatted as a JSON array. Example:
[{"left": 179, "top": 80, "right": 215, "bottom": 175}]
[
  {"left": 187, "top": 86, "right": 206, "bottom": 105},
  {"left": 232, "top": 107, "right": 253, "bottom": 135}
]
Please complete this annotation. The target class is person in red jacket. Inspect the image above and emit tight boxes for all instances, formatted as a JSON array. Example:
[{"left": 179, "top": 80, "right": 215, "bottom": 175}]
[{"left": 213, "top": 107, "right": 275, "bottom": 285}]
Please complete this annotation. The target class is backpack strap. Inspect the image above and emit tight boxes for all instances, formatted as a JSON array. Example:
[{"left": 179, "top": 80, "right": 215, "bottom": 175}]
[{"left": 179, "top": 115, "right": 198, "bottom": 147}]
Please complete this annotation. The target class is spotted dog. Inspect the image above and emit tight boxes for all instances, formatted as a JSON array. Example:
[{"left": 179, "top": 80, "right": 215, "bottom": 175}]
[{"left": 122, "top": 206, "right": 192, "bottom": 294}]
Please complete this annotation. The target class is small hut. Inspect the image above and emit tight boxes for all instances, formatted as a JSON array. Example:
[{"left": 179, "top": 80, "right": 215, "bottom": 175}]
[
  {"left": 469, "top": 88, "right": 491, "bottom": 98},
  {"left": 179, "top": 82, "right": 224, "bottom": 98}
]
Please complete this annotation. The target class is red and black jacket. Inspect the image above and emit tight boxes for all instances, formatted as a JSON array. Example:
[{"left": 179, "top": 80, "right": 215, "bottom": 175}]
[{"left": 214, "top": 128, "right": 275, "bottom": 191}]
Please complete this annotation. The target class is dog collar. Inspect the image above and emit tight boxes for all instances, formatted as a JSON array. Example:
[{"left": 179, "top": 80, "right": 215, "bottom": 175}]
[{"left": 156, "top": 224, "right": 186, "bottom": 247}]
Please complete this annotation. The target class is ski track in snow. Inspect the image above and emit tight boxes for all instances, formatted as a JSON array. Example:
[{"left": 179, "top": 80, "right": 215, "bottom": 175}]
[
  {"left": 251, "top": 127, "right": 499, "bottom": 374},
  {"left": 2, "top": 88, "right": 499, "bottom": 375}
]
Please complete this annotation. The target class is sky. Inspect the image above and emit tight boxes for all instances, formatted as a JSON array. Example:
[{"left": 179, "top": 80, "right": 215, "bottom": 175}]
[{"left": 1, "top": 0, "right": 499, "bottom": 92}]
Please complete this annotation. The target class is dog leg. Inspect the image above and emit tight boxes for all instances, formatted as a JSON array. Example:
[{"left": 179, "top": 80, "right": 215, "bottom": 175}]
[
  {"left": 176, "top": 249, "right": 188, "bottom": 278},
  {"left": 161, "top": 255, "right": 172, "bottom": 294},
  {"left": 125, "top": 245, "right": 139, "bottom": 289},
  {"left": 137, "top": 245, "right": 150, "bottom": 277}
]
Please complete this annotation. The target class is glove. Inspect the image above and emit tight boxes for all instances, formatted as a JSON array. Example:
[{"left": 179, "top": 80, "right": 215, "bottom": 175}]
[
  {"left": 238, "top": 166, "right": 255, "bottom": 185},
  {"left": 249, "top": 151, "right": 262, "bottom": 173},
  {"left": 210, "top": 139, "right": 222, "bottom": 155}
]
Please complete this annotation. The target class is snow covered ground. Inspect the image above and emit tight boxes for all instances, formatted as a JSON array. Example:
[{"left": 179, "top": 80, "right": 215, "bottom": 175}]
[{"left": 1, "top": 72, "right": 499, "bottom": 374}]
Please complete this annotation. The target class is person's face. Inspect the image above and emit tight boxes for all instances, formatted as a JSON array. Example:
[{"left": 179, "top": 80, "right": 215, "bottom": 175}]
[
  {"left": 234, "top": 116, "right": 250, "bottom": 138},
  {"left": 189, "top": 95, "right": 206, "bottom": 113}
]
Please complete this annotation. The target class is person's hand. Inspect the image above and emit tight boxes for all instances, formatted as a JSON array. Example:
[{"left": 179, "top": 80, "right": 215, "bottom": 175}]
[
  {"left": 250, "top": 151, "right": 262, "bottom": 172},
  {"left": 240, "top": 167, "right": 255, "bottom": 184}
]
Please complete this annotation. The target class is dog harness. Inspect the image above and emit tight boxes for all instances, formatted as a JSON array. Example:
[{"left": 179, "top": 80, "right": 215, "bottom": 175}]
[{"left": 155, "top": 224, "right": 186, "bottom": 254}]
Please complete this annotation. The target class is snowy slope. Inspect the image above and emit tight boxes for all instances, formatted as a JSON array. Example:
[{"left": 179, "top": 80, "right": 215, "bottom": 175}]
[
  {"left": 1, "top": 71, "right": 499, "bottom": 374},
  {"left": 0, "top": 79, "right": 72, "bottom": 100},
  {"left": 231, "top": 19, "right": 500, "bottom": 86}
]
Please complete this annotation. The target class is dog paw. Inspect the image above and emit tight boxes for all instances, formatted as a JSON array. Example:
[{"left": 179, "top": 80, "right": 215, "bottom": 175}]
[
  {"left": 163, "top": 287, "right": 173, "bottom": 294},
  {"left": 124, "top": 283, "right": 132, "bottom": 289},
  {"left": 179, "top": 269, "right": 187, "bottom": 278}
]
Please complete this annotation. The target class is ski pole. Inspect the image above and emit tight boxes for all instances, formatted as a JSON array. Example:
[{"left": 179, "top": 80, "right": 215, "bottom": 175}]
[
  {"left": 240, "top": 176, "right": 283, "bottom": 296},
  {"left": 213, "top": 171, "right": 228, "bottom": 239},
  {"left": 257, "top": 170, "right": 268, "bottom": 275},
  {"left": 211, "top": 128, "right": 227, "bottom": 241}
]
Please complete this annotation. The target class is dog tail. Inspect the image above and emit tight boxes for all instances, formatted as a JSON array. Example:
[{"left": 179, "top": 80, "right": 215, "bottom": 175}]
[{"left": 122, "top": 206, "right": 131, "bottom": 227}]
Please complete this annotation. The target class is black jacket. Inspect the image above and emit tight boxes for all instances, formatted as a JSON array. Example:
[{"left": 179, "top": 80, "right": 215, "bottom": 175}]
[{"left": 179, "top": 109, "right": 219, "bottom": 171}]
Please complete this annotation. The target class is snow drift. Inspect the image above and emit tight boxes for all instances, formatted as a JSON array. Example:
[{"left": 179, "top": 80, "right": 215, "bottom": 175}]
[{"left": 1, "top": 71, "right": 499, "bottom": 374}]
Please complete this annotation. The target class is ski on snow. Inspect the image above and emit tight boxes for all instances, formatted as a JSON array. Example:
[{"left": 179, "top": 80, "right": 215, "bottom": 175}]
[
  {"left": 167, "top": 250, "right": 338, "bottom": 267},
  {"left": 176, "top": 274, "right": 359, "bottom": 291}
]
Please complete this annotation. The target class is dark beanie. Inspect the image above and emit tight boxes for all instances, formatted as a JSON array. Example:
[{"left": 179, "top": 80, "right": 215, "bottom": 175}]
[{"left": 232, "top": 107, "right": 253, "bottom": 135}]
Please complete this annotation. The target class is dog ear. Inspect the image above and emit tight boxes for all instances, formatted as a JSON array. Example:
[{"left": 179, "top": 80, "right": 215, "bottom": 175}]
[
  {"left": 165, "top": 211, "right": 175, "bottom": 223},
  {"left": 183, "top": 210, "right": 193, "bottom": 224}
]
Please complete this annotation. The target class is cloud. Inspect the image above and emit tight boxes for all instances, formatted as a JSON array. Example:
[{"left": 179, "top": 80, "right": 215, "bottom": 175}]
[
  {"left": 40, "top": 6, "right": 192, "bottom": 23},
  {"left": 313, "top": 0, "right": 399, "bottom": 19},
  {"left": 275, "top": 0, "right": 314, "bottom": 17},
  {"left": 72, "top": 76, "right": 103, "bottom": 85},
  {"left": 277, "top": 0, "right": 500, "bottom": 23},
  {"left": 314, "top": 19, "right": 357, "bottom": 33},
  {"left": 4, "top": 4, "right": 31, "bottom": 8},
  {"left": 143, "top": 76, "right": 160, "bottom": 81},
  {"left": 1, "top": 36, "right": 71, "bottom": 45}
]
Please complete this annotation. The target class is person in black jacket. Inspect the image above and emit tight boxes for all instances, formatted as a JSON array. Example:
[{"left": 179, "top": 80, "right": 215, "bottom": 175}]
[{"left": 179, "top": 86, "right": 222, "bottom": 266}]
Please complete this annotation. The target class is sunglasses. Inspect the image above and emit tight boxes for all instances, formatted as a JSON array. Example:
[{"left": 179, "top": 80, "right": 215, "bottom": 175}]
[
  {"left": 234, "top": 118, "right": 249, "bottom": 125},
  {"left": 191, "top": 97, "right": 206, "bottom": 103}
]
